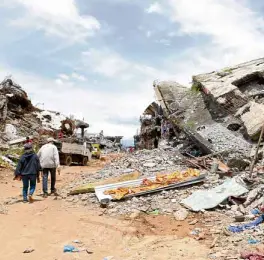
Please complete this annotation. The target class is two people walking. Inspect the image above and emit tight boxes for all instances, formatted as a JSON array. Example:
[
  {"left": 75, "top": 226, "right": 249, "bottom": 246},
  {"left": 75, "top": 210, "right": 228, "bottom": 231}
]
[{"left": 14, "top": 137, "right": 60, "bottom": 203}]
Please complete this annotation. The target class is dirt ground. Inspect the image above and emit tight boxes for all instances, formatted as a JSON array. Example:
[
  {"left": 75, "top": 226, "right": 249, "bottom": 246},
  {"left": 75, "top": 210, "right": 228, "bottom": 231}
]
[{"left": 0, "top": 159, "right": 210, "bottom": 260}]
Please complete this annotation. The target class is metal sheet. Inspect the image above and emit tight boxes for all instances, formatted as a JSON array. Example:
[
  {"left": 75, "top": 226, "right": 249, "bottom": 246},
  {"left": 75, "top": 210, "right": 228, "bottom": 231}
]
[
  {"left": 95, "top": 174, "right": 207, "bottom": 202},
  {"left": 181, "top": 177, "right": 248, "bottom": 211}
]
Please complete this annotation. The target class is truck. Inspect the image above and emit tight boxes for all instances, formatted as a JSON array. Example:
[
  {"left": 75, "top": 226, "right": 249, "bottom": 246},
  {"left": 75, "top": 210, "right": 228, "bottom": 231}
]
[{"left": 55, "top": 141, "right": 92, "bottom": 166}]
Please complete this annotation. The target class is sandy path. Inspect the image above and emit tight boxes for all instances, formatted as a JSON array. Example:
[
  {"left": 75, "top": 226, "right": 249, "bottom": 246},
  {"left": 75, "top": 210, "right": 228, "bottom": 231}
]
[{"left": 0, "top": 161, "right": 209, "bottom": 260}]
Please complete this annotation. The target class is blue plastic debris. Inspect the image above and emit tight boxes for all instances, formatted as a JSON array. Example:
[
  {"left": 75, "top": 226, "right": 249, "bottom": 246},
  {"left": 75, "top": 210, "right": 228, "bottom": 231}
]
[
  {"left": 248, "top": 239, "right": 260, "bottom": 244},
  {"left": 251, "top": 209, "right": 261, "bottom": 215},
  {"left": 63, "top": 245, "right": 79, "bottom": 253},
  {"left": 228, "top": 215, "right": 264, "bottom": 233}
]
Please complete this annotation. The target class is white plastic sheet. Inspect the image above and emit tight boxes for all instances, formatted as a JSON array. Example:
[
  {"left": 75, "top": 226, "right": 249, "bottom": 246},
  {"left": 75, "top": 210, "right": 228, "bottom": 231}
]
[{"left": 181, "top": 177, "right": 248, "bottom": 211}]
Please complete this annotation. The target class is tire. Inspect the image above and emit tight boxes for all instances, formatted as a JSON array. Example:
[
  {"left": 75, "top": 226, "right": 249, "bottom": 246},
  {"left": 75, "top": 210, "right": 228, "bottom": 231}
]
[
  {"left": 65, "top": 155, "right": 72, "bottom": 166},
  {"left": 82, "top": 156, "right": 88, "bottom": 166}
]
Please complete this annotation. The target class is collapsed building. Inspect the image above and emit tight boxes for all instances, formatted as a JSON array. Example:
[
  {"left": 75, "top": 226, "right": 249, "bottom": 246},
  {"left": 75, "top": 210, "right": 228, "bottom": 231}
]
[
  {"left": 0, "top": 77, "right": 41, "bottom": 144},
  {"left": 137, "top": 58, "right": 264, "bottom": 163},
  {"left": 85, "top": 131, "right": 123, "bottom": 151},
  {"left": 0, "top": 77, "right": 119, "bottom": 152}
]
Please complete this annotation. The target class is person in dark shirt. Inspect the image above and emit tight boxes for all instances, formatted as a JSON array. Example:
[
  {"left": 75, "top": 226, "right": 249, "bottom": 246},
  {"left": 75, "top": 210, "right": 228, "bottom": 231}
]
[{"left": 14, "top": 143, "right": 41, "bottom": 203}]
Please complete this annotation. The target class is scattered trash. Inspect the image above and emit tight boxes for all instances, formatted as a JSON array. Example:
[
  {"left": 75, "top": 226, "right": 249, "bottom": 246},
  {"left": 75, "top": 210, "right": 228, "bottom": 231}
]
[
  {"left": 103, "top": 256, "right": 114, "bottom": 260},
  {"left": 241, "top": 249, "right": 264, "bottom": 259},
  {"left": 251, "top": 209, "right": 261, "bottom": 215},
  {"left": 95, "top": 170, "right": 205, "bottom": 201},
  {"left": 248, "top": 238, "right": 260, "bottom": 245},
  {"left": 148, "top": 209, "right": 160, "bottom": 215},
  {"left": 228, "top": 215, "right": 264, "bottom": 233},
  {"left": 23, "top": 248, "right": 35, "bottom": 254},
  {"left": 73, "top": 239, "right": 82, "bottom": 244},
  {"left": 190, "top": 228, "right": 200, "bottom": 236},
  {"left": 100, "top": 198, "right": 110, "bottom": 208},
  {"left": 63, "top": 245, "right": 79, "bottom": 253}
]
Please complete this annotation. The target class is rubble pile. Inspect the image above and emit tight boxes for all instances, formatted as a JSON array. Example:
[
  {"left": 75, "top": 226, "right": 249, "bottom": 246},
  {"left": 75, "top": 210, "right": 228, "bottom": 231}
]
[
  {"left": 131, "top": 59, "right": 264, "bottom": 158},
  {"left": 0, "top": 77, "right": 41, "bottom": 142},
  {"left": 61, "top": 147, "right": 264, "bottom": 260},
  {"left": 61, "top": 58, "right": 264, "bottom": 259},
  {"left": 0, "top": 76, "right": 75, "bottom": 147},
  {"left": 62, "top": 148, "right": 222, "bottom": 215},
  {"left": 85, "top": 131, "right": 123, "bottom": 152}
]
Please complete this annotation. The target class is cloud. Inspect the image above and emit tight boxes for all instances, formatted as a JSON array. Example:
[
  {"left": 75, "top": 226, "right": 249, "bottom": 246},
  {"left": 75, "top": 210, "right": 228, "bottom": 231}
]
[
  {"left": 146, "top": 30, "right": 153, "bottom": 38},
  {"left": 145, "top": 2, "right": 163, "bottom": 14},
  {"left": 71, "top": 72, "right": 87, "bottom": 81},
  {"left": 167, "top": 31, "right": 177, "bottom": 37},
  {"left": 56, "top": 72, "right": 87, "bottom": 84},
  {"left": 156, "top": 39, "right": 171, "bottom": 46},
  {"left": 82, "top": 49, "right": 131, "bottom": 78},
  {"left": 162, "top": 0, "right": 264, "bottom": 64},
  {"left": 6, "top": 0, "right": 101, "bottom": 42},
  {"left": 82, "top": 48, "right": 173, "bottom": 82},
  {"left": 58, "top": 74, "right": 70, "bottom": 81},
  {"left": 0, "top": 65, "right": 155, "bottom": 137},
  {"left": 55, "top": 78, "right": 64, "bottom": 85},
  {"left": 2, "top": 0, "right": 264, "bottom": 140}
]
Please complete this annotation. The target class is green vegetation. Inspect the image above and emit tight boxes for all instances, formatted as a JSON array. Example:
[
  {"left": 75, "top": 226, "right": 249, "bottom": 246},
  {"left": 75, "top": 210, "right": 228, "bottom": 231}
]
[
  {"left": 223, "top": 68, "right": 233, "bottom": 73},
  {"left": 216, "top": 68, "right": 233, "bottom": 77},
  {"left": 185, "top": 120, "right": 196, "bottom": 130}
]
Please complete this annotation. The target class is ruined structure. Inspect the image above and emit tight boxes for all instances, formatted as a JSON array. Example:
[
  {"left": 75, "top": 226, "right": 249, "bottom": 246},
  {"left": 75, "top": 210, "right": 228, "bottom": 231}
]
[
  {"left": 136, "top": 102, "right": 164, "bottom": 149},
  {"left": 142, "top": 58, "right": 264, "bottom": 157},
  {"left": 154, "top": 81, "right": 215, "bottom": 155},
  {"left": 193, "top": 58, "right": 264, "bottom": 140},
  {"left": 0, "top": 77, "right": 41, "bottom": 142}
]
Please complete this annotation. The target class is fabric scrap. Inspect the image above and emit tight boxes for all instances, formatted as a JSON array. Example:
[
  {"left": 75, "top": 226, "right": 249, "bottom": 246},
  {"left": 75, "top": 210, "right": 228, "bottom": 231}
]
[
  {"left": 241, "top": 251, "right": 264, "bottom": 260},
  {"left": 228, "top": 215, "right": 264, "bottom": 233}
]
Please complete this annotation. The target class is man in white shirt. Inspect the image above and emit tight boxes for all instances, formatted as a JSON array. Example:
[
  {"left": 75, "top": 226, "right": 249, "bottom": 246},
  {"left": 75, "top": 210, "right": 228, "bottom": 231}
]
[{"left": 37, "top": 137, "right": 60, "bottom": 197}]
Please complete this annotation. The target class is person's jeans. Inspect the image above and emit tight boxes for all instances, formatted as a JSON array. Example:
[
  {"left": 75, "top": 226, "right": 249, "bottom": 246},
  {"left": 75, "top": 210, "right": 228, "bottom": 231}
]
[
  {"left": 21, "top": 175, "right": 37, "bottom": 201},
  {"left": 42, "top": 168, "right": 56, "bottom": 194}
]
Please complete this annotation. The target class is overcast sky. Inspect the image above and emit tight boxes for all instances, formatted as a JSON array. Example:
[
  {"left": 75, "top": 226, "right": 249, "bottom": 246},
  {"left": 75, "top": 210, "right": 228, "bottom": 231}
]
[{"left": 1, "top": 0, "right": 264, "bottom": 138}]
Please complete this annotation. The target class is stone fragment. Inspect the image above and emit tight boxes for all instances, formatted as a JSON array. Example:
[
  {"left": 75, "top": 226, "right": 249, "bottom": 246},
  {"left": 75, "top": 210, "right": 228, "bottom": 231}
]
[{"left": 173, "top": 208, "right": 189, "bottom": 221}]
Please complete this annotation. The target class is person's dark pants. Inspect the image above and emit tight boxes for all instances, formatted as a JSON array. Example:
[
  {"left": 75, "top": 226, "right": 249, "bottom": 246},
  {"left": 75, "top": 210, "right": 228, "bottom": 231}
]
[
  {"left": 42, "top": 168, "right": 56, "bottom": 194},
  {"left": 22, "top": 175, "right": 37, "bottom": 201}
]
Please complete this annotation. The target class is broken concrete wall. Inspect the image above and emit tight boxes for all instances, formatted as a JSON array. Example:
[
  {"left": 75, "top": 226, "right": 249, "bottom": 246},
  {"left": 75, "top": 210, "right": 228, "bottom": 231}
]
[
  {"left": 137, "top": 102, "right": 163, "bottom": 150},
  {"left": 153, "top": 80, "right": 252, "bottom": 156},
  {"left": 193, "top": 58, "right": 264, "bottom": 140},
  {"left": 154, "top": 81, "right": 214, "bottom": 154}
]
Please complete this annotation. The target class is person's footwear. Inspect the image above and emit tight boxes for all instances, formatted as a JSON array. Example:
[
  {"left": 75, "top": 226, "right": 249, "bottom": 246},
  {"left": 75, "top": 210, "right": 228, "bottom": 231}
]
[
  {"left": 51, "top": 190, "right": 58, "bottom": 196},
  {"left": 23, "top": 200, "right": 28, "bottom": 203},
  {"left": 28, "top": 195, "right": 34, "bottom": 203},
  {"left": 43, "top": 193, "right": 48, "bottom": 198}
]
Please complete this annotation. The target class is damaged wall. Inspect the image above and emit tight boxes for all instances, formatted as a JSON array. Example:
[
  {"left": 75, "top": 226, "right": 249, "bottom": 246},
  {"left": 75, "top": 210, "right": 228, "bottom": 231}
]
[
  {"left": 137, "top": 102, "right": 164, "bottom": 150},
  {"left": 154, "top": 81, "right": 214, "bottom": 154},
  {"left": 153, "top": 79, "right": 252, "bottom": 156},
  {"left": 193, "top": 58, "right": 264, "bottom": 140}
]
